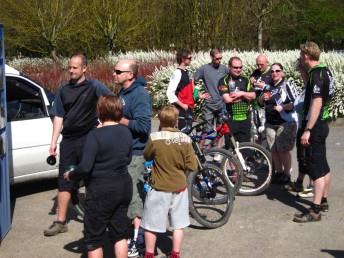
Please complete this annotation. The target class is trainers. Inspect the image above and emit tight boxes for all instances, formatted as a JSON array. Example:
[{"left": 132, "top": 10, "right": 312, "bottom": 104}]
[
  {"left": 283, "top": 181, "right": 304, "bottom": 192},
  {"left": 128, "top": 239, "right": 139, "bottom": 257},
  {"left": 293, "top": 209, "right": 321, "bottom": 223},
  {"left": 43, "top": 221, "right": 68, "bottom": 236},
  {"left": 297, "top": 189, "right": 314, "bottom": 198}
]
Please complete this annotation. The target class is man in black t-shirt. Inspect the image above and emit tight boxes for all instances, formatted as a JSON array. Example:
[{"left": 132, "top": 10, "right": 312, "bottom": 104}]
[
  {"left": 44, "top": 52, "right": 113, "bottom": 236},
  {"left": 293, "top": 41, "right": 335, "bottom": 223}
]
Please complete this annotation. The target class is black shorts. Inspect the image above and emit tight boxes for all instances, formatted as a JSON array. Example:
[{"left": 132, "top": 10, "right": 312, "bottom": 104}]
[
  {"left": 298, "top": 120, "right": 330, "bottom": 180},
  {"left": 228, "top": 118, "right": 251, "bottom": 143},
  {"left": 84, "top": 173, "right": 133, "bottom": 251},
  {"left": 176, "top": 106, "right": 193, "bottom": 131},
  {"left": 58, "top": 135, "right": 87, "bottom": 191}
]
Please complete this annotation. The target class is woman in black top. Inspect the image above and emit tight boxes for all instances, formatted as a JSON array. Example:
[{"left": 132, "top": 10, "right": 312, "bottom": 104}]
[
  {"left": 64, "top": 95, "right": 133, "bottom": 258},
  {"left": 259, "top": 63, "right": 298, "bottom": 185}
]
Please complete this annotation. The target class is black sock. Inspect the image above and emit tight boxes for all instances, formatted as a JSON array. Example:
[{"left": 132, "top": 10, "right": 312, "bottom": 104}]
[
  {"left": 312, "top": 203, "right": 321, "bottom": 213},
  {"left": 321, "top": 197, "right": 327, "bottom": 203}
]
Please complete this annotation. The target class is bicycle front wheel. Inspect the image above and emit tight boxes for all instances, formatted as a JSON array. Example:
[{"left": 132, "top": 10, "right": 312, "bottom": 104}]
[
  {"left": 188, "top": 163, "right": 234, "bottom": 229},
  {"left": 237, "top": 142, "right": 272, "bottom": 196},
  {"left": 204, "top": 148, "right": 243, "bottom": 195}
]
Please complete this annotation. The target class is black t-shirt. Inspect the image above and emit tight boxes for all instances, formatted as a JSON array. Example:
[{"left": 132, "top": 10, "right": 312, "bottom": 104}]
[
  {"left": 218, "top": 74, "right": 253, "bottom": 121},
  {"left": 303, "top": 64, "right": 335, "bottom": 121},
  {"left": 53, "top": 79, "right": 112, "bottom": 138}
]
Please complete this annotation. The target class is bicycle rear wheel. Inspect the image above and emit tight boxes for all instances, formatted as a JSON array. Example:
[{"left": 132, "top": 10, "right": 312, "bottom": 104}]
[
  {"left": 204, "top": 148, "right": 243, "bottom": 195},
  {"left": 188, "top": 163, "right": 234, "bottom": 229},
  {"left": 237, "top": 142, "right": 272, "bottom": 196}
]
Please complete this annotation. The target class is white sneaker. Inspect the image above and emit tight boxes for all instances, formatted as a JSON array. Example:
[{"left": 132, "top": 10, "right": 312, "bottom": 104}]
[{"left": 297, "top": 189, "right": 314, "bottom": 198}]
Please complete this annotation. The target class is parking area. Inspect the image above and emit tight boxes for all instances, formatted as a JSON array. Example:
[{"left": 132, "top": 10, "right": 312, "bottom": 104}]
[{"left": 1, "top": 125, "right": 344, "bottom": 258}]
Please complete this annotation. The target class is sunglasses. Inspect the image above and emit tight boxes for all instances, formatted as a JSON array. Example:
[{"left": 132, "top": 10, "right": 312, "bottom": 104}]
[
  {"left": 271, "top": 70, "right": 281, "bottom": 74},
  {"left": 215, "top": 57, "right": 222, "bottom": 61},
  {"left": 231, "top": 66, "right": 242, "bottom": 70},
  {"left": 114, "top": 69, "right": 131, "bottom": 75},
  {"left": 185, "top": 56, "right": 192, "bottom": 60}
]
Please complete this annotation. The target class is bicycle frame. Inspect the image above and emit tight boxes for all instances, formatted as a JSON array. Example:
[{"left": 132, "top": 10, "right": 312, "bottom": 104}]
[{"left": 184, "top": 120, "right": 249, "bottom": 172}]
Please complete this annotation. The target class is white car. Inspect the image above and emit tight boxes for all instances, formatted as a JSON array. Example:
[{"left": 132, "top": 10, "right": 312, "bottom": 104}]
[{"left": 5, "top": 65, "right": 59, "bottom": 184}]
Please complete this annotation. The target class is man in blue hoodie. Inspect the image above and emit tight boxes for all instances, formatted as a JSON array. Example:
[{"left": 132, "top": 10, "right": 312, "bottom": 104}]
[{"left": 114, "top": 59, "right": 152, "bottom": 257}]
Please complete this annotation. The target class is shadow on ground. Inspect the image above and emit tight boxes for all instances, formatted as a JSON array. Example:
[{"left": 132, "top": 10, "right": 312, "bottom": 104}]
[
  {"left": 265, "top": 183, "right": 313, "bottom": 213},
  {"left": 64, "top": 230, "right": 173, "bottom": 258},
  {"left": 321, "top": 249, "right": 344, "bottom": 258},
  {"left": 10, "top": 178, "right": 58, "bottom": 221}
]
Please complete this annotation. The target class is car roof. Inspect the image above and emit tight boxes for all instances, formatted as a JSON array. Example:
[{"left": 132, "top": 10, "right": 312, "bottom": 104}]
[{"left": 5, "top": 64, "right": 20, "bottom": 75}]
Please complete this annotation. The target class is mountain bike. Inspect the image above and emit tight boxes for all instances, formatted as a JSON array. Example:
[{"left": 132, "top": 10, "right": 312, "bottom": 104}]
[
  {"left": 187, "top": 142, "right": 235, "bottom": 228},
  {"left": 185, "top": 116, "right": 273, "bottom": 196},
  {"left": 183, "top": 122, "right": 243, "bottom": 195}
]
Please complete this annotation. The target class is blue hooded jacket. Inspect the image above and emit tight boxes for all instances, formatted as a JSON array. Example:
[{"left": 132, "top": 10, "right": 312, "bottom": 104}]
[{"left": 119, "top": 76, "right": 152, "bottom": 155}]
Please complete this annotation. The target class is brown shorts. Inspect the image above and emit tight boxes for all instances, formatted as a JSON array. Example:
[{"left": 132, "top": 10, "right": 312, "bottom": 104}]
[{"left": 266, "top": 122, "right": 297, "bottom": 152}]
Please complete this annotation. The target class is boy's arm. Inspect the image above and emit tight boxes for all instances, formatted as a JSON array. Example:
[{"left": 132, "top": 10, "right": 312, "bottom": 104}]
[{"left": 185, "top": 143, "right": 198, "bottom": 172}]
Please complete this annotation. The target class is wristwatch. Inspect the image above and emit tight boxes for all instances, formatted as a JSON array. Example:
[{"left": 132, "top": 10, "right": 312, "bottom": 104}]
[{"left": 304, "top": 127, "right": 312, "bottom": 132}]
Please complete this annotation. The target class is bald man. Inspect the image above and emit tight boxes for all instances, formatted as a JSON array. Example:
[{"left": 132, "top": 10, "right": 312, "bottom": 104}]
[
  {"left": 250, "top": 54, "right": 273, "bottom": 90},
  {"left": 114, "top": 59, "right": 152, "bottom": 256}
]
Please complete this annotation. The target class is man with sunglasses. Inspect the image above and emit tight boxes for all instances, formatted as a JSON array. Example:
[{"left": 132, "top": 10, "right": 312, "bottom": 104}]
[
  {"left": 293, "top": 41, "right": 335, "bottom": 223},
  {"left": 114, "top": 59, "right": 152, "bottom": 256},
  {"left": 218, "top": 57, "right": 256, "bottom": 143},
  {"left": 194, "top": 48, "right": 228, "bottom": 139},
  {"left": 44, "top": 52, "right": 113, "bottom": 237},
  {"left": 166, "top": 49, "right": 194, "bottom": 130}
]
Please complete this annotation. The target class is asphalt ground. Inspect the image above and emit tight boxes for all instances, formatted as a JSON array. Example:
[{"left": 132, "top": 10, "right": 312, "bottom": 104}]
[{"left": 1, "top": 123, "right": 344, "bottom": 258}]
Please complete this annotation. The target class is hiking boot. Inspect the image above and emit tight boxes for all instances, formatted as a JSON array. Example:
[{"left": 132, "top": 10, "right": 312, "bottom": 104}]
[
  {"left": 283, "top": 181, "right": 304, "bottom": 192},
  {"left": 293, "top": 209, "right": 321, "bottom": 223},
  {"left": 43, "top": 221, "right": 68, "bottom": 236},
  {"left": 320, "top": 201, "right": 329, "bottom": 212}
]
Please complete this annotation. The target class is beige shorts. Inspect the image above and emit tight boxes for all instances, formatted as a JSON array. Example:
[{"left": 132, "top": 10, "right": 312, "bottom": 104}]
[{"left": 266, "top": 122, "right": 297, "bottom": 152}]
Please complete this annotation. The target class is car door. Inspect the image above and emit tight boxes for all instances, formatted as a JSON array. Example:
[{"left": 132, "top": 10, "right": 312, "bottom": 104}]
[{"left": 6, "top": 75, "right": 59, "bottom": 183}]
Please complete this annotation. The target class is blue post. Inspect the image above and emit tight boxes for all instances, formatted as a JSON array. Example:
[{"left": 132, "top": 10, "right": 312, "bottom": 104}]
[{"left": 0, "top": 23, "right": 11, "bottom": 240}]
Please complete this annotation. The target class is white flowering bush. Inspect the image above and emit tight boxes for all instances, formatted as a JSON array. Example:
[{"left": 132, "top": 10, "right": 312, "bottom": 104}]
[
  {"left": 7, "top": 50, "right": 344, "bottom": 118},
  {"left": 150, "top": 50, "right": 344, "bottom": 119}
]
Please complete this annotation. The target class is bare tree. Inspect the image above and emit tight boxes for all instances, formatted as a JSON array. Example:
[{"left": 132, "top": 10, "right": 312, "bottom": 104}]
[{"left": 251, "top": 0, "right": 279, "bottom": 51}]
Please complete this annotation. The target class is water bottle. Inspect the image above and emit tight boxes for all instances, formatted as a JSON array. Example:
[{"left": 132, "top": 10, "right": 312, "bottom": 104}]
[
  {"left": 143, "top": 182, "right": 152, "bottom": 193},
  {"left": 143, "top": 161, "right": 153, "bottom": 193}
]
